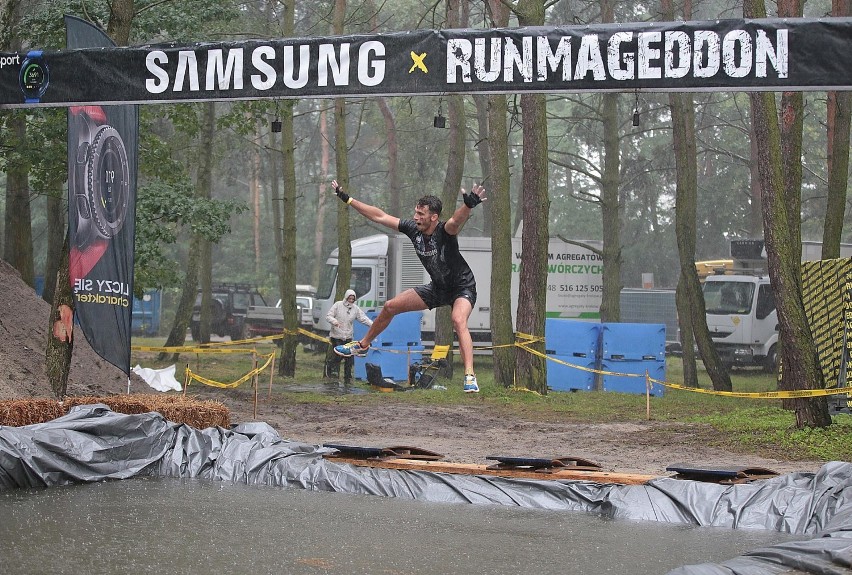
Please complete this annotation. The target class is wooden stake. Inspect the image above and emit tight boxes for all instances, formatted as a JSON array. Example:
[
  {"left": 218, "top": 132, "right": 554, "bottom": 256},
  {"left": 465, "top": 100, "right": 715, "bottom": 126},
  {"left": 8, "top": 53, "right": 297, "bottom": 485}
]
[
  {"left": 253, "top": 355, "right": 258, "bottom": 420},
  {"left": 183, "top": 363, "right": 190, "bottom": 397},
  {"left": 645, "top": 369, "right": 651, "bottom": 420},
  {"left": 268, "top": 354, "right": 275, "bottom": 400}
]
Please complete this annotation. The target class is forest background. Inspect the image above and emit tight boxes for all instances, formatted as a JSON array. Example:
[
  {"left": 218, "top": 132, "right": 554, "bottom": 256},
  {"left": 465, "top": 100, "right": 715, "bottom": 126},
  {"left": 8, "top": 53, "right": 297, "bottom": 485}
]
[{"left": 1, "top": 0, "right": 850, "bottom": 427}]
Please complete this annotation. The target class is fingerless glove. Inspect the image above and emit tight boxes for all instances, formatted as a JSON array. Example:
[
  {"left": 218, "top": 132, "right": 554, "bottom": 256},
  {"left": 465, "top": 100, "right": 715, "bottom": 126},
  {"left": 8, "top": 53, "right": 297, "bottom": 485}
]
[
  {"left": 463, "top": 191, "right": 482, "bottom": 209},
  {"left": 335, "top": 184, "right": 352, "bottom": 204}
]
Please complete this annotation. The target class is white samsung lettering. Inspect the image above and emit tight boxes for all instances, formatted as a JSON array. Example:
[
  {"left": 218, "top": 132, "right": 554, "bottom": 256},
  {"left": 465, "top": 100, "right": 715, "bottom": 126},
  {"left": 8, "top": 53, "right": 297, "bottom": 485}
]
[
  {"left": 144, "top": 41, "right": 385, "bottom": 94},
  {"left": 358, "top": 41, "right": 385, "bottom": 86},
  {"left": 282, "top": 45, "right": 310, "bottom": 88},
  {"left": 318, "top": 43, "right": 349, "bottom": 86},
  {"left": 174, "top": 51, "right": 200, "bottom": 91},
  {"left": 206, "top": 48, "right": 244, "bottom": 90},
  {"left": 145, "top": 51, "right": 170, "bottom": 93},
  {"left": 251, "top": 46, "right": 276, "bottom": 90}
]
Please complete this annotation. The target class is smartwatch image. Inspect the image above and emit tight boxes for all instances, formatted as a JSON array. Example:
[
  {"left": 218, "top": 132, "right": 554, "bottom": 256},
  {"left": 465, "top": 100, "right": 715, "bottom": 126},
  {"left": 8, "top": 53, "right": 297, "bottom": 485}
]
[
  {"left": 69, "top": 106, "right": 131, "bottom": 251},
  {"left": 19, "top": 50, "right": 49, "bottom": 103}
]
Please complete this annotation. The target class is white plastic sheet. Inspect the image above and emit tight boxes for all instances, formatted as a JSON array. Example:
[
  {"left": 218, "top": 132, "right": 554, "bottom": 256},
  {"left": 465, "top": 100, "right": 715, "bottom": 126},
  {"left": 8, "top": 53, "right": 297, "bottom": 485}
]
[{"left": 132, "top": 364, "right": 182, "bottom": 392}]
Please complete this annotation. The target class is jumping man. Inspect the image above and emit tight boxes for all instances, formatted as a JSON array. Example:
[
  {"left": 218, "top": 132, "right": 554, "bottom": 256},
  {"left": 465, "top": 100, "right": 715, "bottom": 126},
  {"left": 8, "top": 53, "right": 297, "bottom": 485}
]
[{"left": 330, "top": 179, "right": 487, "bottom": 393}]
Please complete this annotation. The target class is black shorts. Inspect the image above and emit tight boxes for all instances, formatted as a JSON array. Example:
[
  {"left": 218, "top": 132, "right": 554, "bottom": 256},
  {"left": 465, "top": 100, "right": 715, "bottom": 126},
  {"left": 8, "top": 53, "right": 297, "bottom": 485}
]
[{"left": 414, "top": 282, "right": 477, "bottom": 310}]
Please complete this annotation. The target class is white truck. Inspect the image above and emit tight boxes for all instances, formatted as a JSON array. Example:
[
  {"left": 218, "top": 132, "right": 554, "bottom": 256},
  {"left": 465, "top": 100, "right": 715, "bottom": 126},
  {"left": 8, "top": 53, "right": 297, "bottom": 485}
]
[
  {"left": 702, "top": 239, "right": 852, "bottom": 372},
  {"left": 311, "top": 234, "right": 604, "bottom": 340}
]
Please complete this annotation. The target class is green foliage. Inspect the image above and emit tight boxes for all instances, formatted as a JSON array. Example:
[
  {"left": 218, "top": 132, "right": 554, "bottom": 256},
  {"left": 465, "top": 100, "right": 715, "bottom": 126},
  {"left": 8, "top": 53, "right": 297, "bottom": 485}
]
[{"left": 134, "top": 178, "right": 247, "bottom": 293}]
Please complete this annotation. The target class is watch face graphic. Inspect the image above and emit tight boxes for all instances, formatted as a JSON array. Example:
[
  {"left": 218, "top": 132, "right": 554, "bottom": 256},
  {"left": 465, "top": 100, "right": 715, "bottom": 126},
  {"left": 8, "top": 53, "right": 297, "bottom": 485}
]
[
  {"left": 71, "top": 107, "right": 130, "bottom": 250},
  {"left": 19, "top": 51, "right": 49, "bottom": 103}
]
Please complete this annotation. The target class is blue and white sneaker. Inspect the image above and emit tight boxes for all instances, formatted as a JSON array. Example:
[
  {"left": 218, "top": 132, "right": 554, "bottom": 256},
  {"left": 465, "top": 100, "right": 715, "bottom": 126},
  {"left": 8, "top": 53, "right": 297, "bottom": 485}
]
[
  {"left": 463, "top": 373, "right": 479, "bottom": 393},
  {"left": 334, "top": 340, "right": 369, "bottom": 358}
]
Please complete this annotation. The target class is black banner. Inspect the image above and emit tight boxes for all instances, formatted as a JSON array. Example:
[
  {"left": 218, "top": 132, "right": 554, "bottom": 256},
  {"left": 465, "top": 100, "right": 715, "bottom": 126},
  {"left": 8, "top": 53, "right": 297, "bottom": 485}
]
[
  {"left": 66, "top": 16, "right": 137, "bottom": 375},
  {"left": 4, "top": 17, "right": 852, "bottom": 108}
]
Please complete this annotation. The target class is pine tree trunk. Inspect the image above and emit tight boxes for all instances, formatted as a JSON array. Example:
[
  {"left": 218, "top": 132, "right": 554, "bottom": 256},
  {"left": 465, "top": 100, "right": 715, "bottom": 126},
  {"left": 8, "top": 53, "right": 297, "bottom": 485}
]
[
  {"left": 312, "top": 109, "right": 330, "bottom": 288},
  {"left": 821, "top": 0, "right": 852, "bottom": 260},
  {"left": 43, "top": 186, "right": 64, "bottom": 305},
  {"left": 669, "top": 90, "right": 732, "bottom": 391},
  {"left": 513, "top": 0, "right": 548, "bottom": 394},
  {"left": 749, "top": 89, "right": 830, "bottom": 426},
  {"left": 278, "top": 97, "right": 299, "bottom": 377},
  {"left": 486, "top": 0, "right": 514, "bottom": 388},
  {"left": 332, "top": 0, "right": 351, "bottom": 303},
  {"left": 515, "top": 91, "right": 549, "bottom": 394},
  {"left": 275, "top": 0, "right": 298, "bottom": 376},
  {"left": 598, "top": 93, "right": 621, "bottom": 325},
  {"left": 46, "top": 235, "right": 73, "bottom": 399}
]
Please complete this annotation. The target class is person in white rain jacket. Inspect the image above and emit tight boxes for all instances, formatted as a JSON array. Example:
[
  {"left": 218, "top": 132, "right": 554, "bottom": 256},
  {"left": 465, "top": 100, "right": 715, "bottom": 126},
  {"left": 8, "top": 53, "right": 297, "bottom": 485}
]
[{"left": 324, "top": 289, "right": 373, "bottom": 384}]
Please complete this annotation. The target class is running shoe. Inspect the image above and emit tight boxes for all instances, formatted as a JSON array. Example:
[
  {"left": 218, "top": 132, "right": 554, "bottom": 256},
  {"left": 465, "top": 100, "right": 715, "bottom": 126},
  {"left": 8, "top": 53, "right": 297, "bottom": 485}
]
[
  {"left": 463, "top": 373, "right": 479, "bottom": 393},
  {"left": 334, "top": 341, "right": 369, "bottom": 358}
]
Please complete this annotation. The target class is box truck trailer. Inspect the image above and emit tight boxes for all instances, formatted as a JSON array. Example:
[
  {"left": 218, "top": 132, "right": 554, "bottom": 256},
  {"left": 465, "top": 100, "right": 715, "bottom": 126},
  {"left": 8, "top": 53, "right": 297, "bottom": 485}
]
[
  {"left": 703, "top": 240, "right": 852, "bottom": 372},
  {"left": 312, "top": 234, "right": 604, "bottom": 340}
]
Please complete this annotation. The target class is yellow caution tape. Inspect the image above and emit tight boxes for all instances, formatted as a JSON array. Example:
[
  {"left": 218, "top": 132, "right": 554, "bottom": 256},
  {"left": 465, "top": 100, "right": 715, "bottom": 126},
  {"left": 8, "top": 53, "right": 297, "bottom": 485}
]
[
  {"left": 651, "top": 378, "right": 852, "bottom": 398},
  {"left": 512, "top": 334, "right": 851, "bottom": 398},
  {"left": 132, "top": 345, "right": 258, "bottom": 354},
  {"left": 185, "top": 352, "right": 275, "bottom": 390}
]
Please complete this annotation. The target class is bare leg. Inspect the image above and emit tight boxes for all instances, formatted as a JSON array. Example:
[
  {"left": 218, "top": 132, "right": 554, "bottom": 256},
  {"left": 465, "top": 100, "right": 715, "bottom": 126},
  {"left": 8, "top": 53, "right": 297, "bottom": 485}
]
[
  {"left": 451, "top": 297, "right": 475, "bottom": 374},
  {"left": 358, "top": 289, "right": 428, "bottom": 347}
]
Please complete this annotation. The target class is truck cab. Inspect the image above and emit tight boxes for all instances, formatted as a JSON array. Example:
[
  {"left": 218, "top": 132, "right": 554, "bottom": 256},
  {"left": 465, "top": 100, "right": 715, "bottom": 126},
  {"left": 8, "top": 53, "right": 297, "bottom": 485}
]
[
  {"left": 313, "top": 235, "right": 389, "bottom": 335},
  {"left": 703, "top": 274, "right": 777, "bottom": 372}
]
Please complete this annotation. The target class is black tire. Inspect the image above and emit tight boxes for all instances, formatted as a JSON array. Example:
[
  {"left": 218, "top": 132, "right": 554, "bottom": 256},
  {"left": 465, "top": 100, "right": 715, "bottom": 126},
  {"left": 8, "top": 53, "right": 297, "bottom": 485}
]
[
  {"left": 764, "top": 344, "right": 778, "bottom": 374},
  {"left": 231, "top": 321, "right": 247, "bottom": 341}
]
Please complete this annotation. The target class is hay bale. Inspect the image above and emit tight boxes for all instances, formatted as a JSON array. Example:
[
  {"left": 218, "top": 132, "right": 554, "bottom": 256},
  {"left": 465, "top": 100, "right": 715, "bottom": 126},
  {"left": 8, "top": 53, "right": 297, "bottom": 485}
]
[
  {"left": 0, "top": 399, "right": 64, "bottom": 426},
  {"left": 1, "top": 394, "right": 229, "bottom": 429},
  {"left": 65, "top": 394, "right": 230, "bottom": 428}
]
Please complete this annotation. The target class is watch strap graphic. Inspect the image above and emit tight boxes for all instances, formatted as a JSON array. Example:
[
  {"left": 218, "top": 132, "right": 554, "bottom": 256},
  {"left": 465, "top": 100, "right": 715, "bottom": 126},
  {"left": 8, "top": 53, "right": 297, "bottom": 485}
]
[{"left": 70, "top": 105, "right": 130, "bottom": 251}]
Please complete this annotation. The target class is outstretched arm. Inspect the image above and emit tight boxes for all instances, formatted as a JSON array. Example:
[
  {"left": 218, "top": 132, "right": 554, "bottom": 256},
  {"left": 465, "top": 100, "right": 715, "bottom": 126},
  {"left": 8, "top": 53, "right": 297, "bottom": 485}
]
[
  {"left": 445, "top": 183, "right": 487, "bottom": 235},
  {"left": 332, "top": 179, "right": 400, "bottom": 231}
]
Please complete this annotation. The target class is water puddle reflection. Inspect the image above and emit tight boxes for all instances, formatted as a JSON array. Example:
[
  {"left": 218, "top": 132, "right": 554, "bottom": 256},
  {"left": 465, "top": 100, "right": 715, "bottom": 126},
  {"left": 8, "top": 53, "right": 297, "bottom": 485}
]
[{"left": 0, "top": 477, "right": 803, "bottom": 575}]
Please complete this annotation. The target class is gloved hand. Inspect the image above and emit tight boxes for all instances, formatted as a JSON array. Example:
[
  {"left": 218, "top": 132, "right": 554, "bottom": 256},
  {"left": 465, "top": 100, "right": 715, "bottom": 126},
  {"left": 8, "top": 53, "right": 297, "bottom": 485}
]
[
  {"left": 332, "top": 180, "right": 350, "bottom": 204},
  {"left": 462, "top": 191, "right": 482, "bottom": 208},
  {"left": 462, "top": 183, "right": 486, "bottom": 208}
]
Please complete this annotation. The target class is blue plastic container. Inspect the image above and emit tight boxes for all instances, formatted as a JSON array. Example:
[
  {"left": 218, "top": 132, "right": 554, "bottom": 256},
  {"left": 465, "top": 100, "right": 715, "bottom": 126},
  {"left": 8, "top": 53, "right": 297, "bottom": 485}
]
[
  {"left": 354, "top": 311, "right": 422, "bottom": 348},
  {"left": 544, "top": 319, "right": 600, "bottom": 357},
  {"left": 601, "top": 323, "right": 665, "bottom": 361},
  {"left": 600, "top": 359, "right": 665, "bottom": 396},
  {"left": 547, "top": 355, "right": 597, "bottom": 391}
]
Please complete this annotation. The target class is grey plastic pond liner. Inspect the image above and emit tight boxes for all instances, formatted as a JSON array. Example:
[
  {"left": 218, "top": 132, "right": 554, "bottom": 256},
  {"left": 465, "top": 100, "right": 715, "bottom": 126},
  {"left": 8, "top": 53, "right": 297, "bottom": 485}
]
[{"left": 0, "top": 405, "right": 849, "bottom": 575}]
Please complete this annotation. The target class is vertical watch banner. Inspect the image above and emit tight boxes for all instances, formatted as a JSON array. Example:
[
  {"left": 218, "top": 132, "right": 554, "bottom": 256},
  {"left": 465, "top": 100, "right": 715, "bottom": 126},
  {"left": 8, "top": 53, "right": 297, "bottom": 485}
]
[{"left": 66, "top": 15, "right": 137, "bottom": 375}]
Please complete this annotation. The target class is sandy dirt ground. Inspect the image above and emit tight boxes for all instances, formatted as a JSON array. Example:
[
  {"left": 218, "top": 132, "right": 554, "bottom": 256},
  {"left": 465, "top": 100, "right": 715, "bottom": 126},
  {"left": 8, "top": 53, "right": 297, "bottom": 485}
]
[
  {"left": 0, "top": 258, "right": 825, "bottom": 478},
  {"left": 192, "top": 385, "right": 825, "bottom": 477}
]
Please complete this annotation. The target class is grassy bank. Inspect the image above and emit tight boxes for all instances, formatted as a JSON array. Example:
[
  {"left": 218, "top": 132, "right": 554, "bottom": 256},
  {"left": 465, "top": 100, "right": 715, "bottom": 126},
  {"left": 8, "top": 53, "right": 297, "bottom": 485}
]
[{"left": 131, "top": 338, "right": 852, "bottom": 463}]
